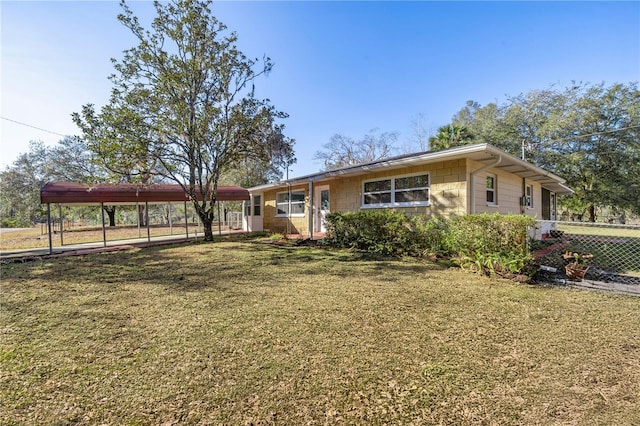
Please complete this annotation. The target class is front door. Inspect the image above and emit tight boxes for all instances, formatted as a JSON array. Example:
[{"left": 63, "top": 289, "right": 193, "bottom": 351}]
[{"left": 315, "top": 186, "right": 330, "bottom": 233}]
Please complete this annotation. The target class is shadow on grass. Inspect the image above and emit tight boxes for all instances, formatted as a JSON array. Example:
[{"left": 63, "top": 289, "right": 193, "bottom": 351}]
[{"left": 5, "top": 239, "right": 448, "bottom": 298}]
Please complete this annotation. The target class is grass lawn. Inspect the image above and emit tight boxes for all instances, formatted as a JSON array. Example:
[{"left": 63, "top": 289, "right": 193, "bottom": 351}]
[
  {"left": 2, "top": 241, "right": 639, "bottom": 424},
  {"left": 557, "top": 223, "right": 640, "bottom": 239},
  {"left": 0, "top": 224, "right": 209, "bottom": 251}
]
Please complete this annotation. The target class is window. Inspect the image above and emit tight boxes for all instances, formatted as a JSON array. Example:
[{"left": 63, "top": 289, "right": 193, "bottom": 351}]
[
  {"left": 486, "top": 174, "right": 497, "bottom": 205},
  {"left": 363, "top": 173, "right": 430, "bottom": 207},
  {"left": 363, "top": 179, "right": 391, "bottom": 205},
  {"left": 525, "top": 184, "right": 533, "bottom": 208},
  {"left": 245, "top": 194, "right": 262, "bottom": 216},
  {"left": 276, "top": 190, "right": 305, "bottom": 216},
  {"left": 253, "top": 195, "right": 261, "bottom": 216}
]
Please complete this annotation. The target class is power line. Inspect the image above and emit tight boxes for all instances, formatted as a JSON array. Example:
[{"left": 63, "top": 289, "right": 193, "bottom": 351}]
[
  {"left": 1, "top": 116, "right": 68, "bottom": 138},
  {"left": 549, "top": 125, "right": 640, "bottom": 144}
]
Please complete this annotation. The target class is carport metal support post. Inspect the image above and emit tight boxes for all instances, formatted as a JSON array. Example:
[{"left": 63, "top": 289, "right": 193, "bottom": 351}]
[
  {"left": 168, "top": 203, "right": 173, "bottom": 235},
  {"left": 145, "top": 202, "right": 151, "bottom": 242},
  {"left": 100, "top": 202, "right": 107, "bottom": 247},
  {"left": 218, "top": 201, "right": 222, "bottom": 236},
  {"left": 136, "top": 201, "right": 141, "bottom": 238},
  {"left": 184, "top": 201, "right": 189, "bottom": 238},
  {"left": 58, "top": 204, "right": 64, "bottom": 246},
  {"left": 47, "top": 203, "right": 53, "bottom": 254}
]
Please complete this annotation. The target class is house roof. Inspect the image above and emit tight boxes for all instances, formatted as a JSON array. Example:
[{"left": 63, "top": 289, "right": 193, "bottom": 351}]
[
  {"left": 250, "top": 143, "right": 573, "bottom": 195},
  {"left": 40, "top": 182, "right": 250, "bottom": 205}
]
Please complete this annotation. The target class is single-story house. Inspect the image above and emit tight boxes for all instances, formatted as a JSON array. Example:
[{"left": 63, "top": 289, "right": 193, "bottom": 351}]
[{"left": 242, "top": 143, "right": 573, "bottom": 238}]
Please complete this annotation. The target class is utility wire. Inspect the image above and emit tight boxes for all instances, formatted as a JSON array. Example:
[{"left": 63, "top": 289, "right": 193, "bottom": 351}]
[
  {"left": 1, "top": 116, "right": 68, "bottom": 138},
  {"left": 547, "top": 125, "right": 640, "bottom": 144}
]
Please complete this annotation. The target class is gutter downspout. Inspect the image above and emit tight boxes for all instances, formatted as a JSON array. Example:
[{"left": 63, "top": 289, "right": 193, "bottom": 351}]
[{"left": 469, "top": 155, "right": 502, "bottom": 214}]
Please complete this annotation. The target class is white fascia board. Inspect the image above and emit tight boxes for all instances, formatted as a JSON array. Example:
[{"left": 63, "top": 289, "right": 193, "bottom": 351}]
[
  {"left": 247, "top": 143, "right": 571, "bottom": 193},
  {"left": 482, "top": 145, "right": 568, "bottom": 185}
]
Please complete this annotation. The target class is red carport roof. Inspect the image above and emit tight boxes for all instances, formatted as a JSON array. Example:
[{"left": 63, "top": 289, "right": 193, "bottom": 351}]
[{"left": 40, "top": 182, "right": 249, "bottom": 205}]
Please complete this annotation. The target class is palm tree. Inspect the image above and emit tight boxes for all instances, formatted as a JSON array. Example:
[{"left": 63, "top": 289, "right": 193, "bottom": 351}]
[{"left": 428, "top": 124, "right": 474, "bottom": 151}]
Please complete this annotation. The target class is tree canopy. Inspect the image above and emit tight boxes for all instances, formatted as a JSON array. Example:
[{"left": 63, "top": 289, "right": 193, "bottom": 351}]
[
  {"left": 73, "top": 0, "right": 294, "bottom": 240},
  {"left": 0, "top": 137, "right": 108, "bottom": 227},
  {"left": 434, "top": 82, "right": 640, "bottom": 221}
]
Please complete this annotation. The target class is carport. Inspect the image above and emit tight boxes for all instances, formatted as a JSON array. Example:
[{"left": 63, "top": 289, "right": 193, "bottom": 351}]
[{"left": 40, "top": 182, "right": 249, "bottom": 254}]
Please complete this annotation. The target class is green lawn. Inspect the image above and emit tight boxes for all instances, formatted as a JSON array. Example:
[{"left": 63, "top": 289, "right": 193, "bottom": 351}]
[
  {"left": 557, "top": 223, "right": 640, "bottom": 239},
  {"left": 554, "top": 224, "right": 640, "bottom": 275},
  {"left": 0, "top": 224, "right": 209, "bottom": 251},
  {"left": 2, "top": 241, "right": 639, "bottom": 424}
]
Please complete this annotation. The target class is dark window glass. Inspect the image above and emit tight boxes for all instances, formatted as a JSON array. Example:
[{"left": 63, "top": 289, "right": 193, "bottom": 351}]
[
  {"left": 364, "top": 179, "right": 391, "bottom": 193},
  {"left": 396, "top": 174, "right": 429, "bottom": 190},
  {"left": 396, "top": 189, "right": 429, "bottom": 203}
]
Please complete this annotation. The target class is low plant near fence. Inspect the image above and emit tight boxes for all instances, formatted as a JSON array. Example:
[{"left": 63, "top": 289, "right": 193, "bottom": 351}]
[
  {"left": 324, "top": 212, "right": 535, "bottom": 278},
  {"left": 443, "top": 214, "right": 535, "bottom": 277},
  {"left": 536, "top": 220, "right": 640, "bottom": 285}
]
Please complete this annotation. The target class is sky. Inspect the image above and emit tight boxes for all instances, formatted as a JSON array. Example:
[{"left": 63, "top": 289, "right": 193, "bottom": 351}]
[{"left": 1, "top": 1, "right": 639, "bottom": 178}]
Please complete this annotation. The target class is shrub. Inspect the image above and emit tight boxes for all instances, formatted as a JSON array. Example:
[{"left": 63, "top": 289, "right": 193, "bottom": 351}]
[
  {"left": 324, "top": 211, "right": 536, "bottom": 278},
  {"left": 324, "top": 210, "right": 414, "bottom": 256},
  {"left": 409, "top": 215, "right": 450, "bottom": 256},
  {"left": 444, "top": 213, "right": 535, "bottom": 276},
  {"left": 0, "top": 217, "right": 26, "bottom": 228}
]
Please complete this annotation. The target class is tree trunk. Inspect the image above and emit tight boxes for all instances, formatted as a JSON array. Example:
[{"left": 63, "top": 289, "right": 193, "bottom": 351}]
[
  {"left": 588, "top": 204, "right": 597, "bottom": 222},
  {"left": 199, "top": 213, "right": 214, "bottom": 241},
  {"left": 138, "top": 205, "right": 146, "bottom": 227},
  {"left": 103, "top": 205, "right": 117, "bottom": 227},
  {"left": 193, "top": 201, "right": 215, "bottom": 241}
]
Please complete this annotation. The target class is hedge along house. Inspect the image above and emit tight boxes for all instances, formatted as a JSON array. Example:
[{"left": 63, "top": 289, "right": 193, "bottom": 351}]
[{"left": 243, "top": 143, "right": 573, "bottom": 238}]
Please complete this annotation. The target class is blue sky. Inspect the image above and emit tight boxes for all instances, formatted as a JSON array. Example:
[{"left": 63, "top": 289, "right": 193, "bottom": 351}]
[{"left": 1, "top": 1, "right": 638, "bottom": 178}]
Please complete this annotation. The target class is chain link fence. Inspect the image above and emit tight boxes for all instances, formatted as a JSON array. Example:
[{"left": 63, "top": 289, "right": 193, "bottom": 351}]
[{"left": 533, "top": 220, "right": 640, "bottom": 286}]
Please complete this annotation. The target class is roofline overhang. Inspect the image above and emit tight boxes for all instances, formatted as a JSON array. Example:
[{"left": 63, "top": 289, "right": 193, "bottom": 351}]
[
  {"left": 40, "top": 182, "right": 250, "bottom": 205},
  {"left": 250, "top": 143, "right": 574, "bottom": 194}
]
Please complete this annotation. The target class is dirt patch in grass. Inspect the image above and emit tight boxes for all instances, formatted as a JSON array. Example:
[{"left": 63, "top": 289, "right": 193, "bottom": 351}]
[{"left": 2, "top": 242, "right": 639, "bottom": 424}]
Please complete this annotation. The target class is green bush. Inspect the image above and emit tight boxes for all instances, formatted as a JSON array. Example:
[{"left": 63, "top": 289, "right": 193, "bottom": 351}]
[
  {"left": 324, "top": 210, "right": 414, "bottom": 256},
  {"left": 443, "top": 213, "right": 535, "bottom": 276},
  {"left": 324, "top": 211, "right": 536, "bottom": 277},
  {"left": 409, "top": 215, "right": 450, "bottom": 256},
  {"left": 0, "top": 217, "right": 27, "bottom": 228}
]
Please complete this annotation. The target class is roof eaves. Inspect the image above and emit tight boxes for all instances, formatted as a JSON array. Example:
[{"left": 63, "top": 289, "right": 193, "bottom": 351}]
[
  {"left": 248, "top": 143, "right": 572, "bottom": 193},
  {"left": 249, "top": 143, "right": 493, "bottom": 192}
]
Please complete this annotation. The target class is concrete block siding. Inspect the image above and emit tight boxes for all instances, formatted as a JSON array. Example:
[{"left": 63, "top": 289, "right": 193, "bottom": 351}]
[
  {"left": 261, "top": 159, "right": 473, "bottom": 235},
  {"left": 249, "top": 144, "right": 571, "bottom": 236}
]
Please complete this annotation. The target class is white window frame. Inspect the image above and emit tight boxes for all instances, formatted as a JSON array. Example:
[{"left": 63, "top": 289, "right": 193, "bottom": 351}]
[
  {"left": 252, "top": 194, "right": 262, "bottom": 217},
  {"left": 486, "top": 173, "right": 497, "bottom": 206},
  {"left": 276, "top": 190, "right": 305, "bottom": 217},
  {"left": 525, "top": 184, "right": 534, "bottom": 209},
  {"left": 245, "top": 194, "right": 262, "bottom": 217},
  {"left": 361, "top": 172, "right": 430, "bottom": 208}
]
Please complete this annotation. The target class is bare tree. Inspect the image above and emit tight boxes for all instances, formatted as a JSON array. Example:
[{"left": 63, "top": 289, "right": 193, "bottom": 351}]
[
  {"left": 410, "top": 113, "right": 430, "bottom": 151},
  {"left": 314, "top": 129, "right": 398, "bottom": 170}
]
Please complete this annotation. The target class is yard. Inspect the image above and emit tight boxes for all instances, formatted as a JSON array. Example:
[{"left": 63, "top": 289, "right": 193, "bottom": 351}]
[
  {"left": 2, "top": 240, "right": 639, "bottom": 424},
  {"left": 0, "top": 223, "right": 211, "bottom": 251}
]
